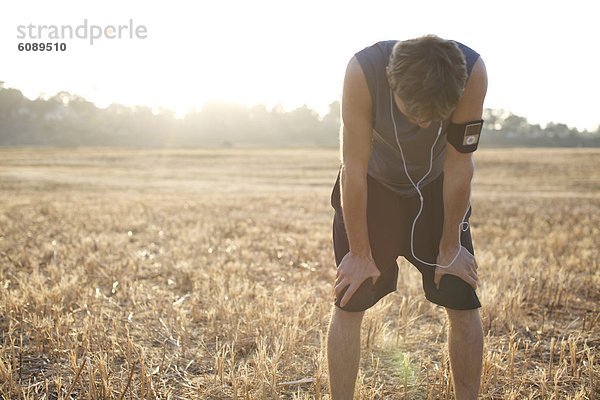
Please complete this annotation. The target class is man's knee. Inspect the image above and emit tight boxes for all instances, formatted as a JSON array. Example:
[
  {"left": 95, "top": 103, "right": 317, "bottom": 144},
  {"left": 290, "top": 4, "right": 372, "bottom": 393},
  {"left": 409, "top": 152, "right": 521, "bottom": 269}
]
[
  {"left": 445, "top": 308, "right": 482, "bottom": 335},
  {"left": 330, "top": 306, "right": 365, "bottom": 327}
]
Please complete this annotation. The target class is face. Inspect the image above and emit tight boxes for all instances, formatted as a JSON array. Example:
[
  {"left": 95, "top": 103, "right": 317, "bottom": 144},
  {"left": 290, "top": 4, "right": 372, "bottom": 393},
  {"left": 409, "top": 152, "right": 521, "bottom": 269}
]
[{"left": 392, "top": 92, "right": 432, "bottom": 129}]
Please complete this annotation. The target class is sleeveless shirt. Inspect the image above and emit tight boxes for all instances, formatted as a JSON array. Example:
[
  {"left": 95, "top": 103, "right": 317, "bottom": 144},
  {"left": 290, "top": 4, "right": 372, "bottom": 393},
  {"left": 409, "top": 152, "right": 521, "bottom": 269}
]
[{"left": 353, "top": 40, "right": 480, "bottom": 196}]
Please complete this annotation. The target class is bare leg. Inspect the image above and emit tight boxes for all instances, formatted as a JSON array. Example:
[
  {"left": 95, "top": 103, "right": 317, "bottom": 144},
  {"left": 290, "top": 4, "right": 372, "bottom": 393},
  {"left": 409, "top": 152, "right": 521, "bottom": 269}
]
[
  {"left": 445, "top": 308, "right": 484, "bottom": 400},
  {"left": 327, "top": 306, "right": 364, "bottom": 400}
]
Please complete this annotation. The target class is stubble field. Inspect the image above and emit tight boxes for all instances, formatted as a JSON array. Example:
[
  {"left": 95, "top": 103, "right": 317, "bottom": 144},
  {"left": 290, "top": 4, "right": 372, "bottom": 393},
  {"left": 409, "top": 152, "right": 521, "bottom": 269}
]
[{"left": 0, "top": 147, "right": 598, "bottom": 399}]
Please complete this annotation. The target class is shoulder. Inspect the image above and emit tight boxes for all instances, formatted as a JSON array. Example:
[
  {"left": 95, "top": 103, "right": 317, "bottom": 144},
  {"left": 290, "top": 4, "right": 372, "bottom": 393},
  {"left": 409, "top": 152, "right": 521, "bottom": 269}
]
[
  {"left": 349, "top": 40, "right": 397, "bottom": 119},
  {"left": 355, "top": 40, "right": 397, "bottom": 56},
  {"left": 452, "top": 41, "right": 481, "bottom": 76},
  {"left": 353, "top": 40, "right": 397, "bottom": 68},
  {"left": 451, "top": 56, "right": 487, "bottom": 123},
  {"left": 451, "top": 40, "right": 487, "bottom": 117}
]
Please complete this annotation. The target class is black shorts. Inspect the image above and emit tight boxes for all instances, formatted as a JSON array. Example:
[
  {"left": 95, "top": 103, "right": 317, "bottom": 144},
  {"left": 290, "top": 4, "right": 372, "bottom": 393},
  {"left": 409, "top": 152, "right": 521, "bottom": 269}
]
[{"left": 330, "top": 170, "right": 481, "bottom": 312}]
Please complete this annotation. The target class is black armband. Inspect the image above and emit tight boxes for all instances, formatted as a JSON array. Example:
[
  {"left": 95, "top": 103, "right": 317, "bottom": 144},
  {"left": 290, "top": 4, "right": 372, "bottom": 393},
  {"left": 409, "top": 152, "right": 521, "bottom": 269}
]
[{"left": 446, "top": 119, "right": 484, "bottom": 153}]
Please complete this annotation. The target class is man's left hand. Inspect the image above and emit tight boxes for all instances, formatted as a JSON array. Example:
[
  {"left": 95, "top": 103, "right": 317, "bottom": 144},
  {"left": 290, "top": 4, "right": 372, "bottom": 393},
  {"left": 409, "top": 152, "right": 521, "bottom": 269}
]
[{"left": 434, "top": 245, "right": 479, "bottom": 290}]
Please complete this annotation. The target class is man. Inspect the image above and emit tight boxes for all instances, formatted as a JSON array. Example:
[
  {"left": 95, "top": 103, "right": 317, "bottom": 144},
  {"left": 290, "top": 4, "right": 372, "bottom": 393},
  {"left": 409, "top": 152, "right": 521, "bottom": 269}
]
[{"left": 327, "top": 35, "right": 488, "bottom": 399}]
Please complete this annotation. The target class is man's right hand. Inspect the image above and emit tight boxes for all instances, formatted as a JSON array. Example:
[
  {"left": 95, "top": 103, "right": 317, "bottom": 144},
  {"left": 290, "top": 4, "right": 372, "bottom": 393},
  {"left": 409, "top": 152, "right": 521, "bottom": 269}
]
[{"left": 334, "top": 252, "right": 381, "bottom": 308}]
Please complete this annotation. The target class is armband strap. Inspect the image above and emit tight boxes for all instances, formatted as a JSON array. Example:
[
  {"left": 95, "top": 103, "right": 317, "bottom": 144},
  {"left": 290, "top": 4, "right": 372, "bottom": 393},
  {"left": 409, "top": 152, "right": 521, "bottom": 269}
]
[{"left": 446, "top": 119, "right": 484, "bottom": 153}]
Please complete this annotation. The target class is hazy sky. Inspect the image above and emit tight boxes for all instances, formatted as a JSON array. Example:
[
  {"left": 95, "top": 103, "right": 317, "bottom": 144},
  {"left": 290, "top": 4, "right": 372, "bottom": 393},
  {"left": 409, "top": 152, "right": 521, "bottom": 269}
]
[{"left": 1, "top": 0, "right": 599, "bottom": 130}]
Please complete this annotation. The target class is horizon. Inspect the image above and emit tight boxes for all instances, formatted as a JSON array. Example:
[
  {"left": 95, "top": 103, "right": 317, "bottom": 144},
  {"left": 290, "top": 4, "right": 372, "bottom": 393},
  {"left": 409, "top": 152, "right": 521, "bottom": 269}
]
[{"left": 2, "top": 80, "right": 597, "bottom": 133}]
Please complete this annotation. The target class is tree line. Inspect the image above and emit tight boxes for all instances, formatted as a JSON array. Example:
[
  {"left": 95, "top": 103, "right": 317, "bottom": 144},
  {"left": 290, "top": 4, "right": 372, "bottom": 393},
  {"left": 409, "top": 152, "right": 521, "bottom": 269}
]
[{"left": 1, "top": 82, "right": 598, "bottom": 148}]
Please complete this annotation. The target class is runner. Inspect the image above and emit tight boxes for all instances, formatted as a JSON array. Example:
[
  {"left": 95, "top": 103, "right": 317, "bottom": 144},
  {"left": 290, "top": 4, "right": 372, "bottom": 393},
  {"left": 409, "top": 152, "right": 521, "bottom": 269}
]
[{"left": 327, "top": 35, "right": 488, "bottom": 399}]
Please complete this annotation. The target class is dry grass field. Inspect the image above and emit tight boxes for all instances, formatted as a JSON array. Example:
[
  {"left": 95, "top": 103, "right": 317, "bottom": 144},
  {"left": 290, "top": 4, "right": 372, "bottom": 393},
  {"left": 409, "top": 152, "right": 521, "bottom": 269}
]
[{"left": 0, "top": 147, "right": 598, "bottom": 399}]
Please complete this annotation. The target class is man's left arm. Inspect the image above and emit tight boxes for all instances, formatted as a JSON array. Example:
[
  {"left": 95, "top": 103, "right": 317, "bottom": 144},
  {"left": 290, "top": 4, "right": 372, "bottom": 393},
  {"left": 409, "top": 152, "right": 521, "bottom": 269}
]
[{"left": 435, "top": 57, "right": 488, "bottom": 289}]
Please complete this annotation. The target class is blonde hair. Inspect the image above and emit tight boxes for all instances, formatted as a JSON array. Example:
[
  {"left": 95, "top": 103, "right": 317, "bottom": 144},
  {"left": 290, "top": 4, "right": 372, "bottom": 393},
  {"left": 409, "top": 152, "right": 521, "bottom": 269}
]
[{"left": 386, "top": 35, "right": 467, "bottom": 121}]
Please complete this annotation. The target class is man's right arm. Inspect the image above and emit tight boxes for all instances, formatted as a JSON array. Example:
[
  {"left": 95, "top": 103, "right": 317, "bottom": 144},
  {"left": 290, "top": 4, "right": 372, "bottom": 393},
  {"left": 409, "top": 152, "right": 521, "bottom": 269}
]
[
  {"left": 340, "top": 56, "right": 373, "bottom": 258},
  {"left": 334, "top": 56, "right": 380, "bottom": 308}
]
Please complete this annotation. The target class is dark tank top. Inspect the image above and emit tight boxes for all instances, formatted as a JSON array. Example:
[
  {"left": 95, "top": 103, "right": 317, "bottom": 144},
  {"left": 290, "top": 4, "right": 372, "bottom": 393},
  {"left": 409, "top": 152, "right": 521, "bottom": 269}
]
[{"left": 354, "top": 40, "right": 480, "bottom": 196}]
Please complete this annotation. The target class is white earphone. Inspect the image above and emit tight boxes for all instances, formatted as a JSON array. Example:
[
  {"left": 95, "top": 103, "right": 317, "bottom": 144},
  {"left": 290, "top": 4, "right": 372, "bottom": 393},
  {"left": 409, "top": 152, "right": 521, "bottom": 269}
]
[{"left": 389, "top": 87, "right": 470, "bottom": 269}]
